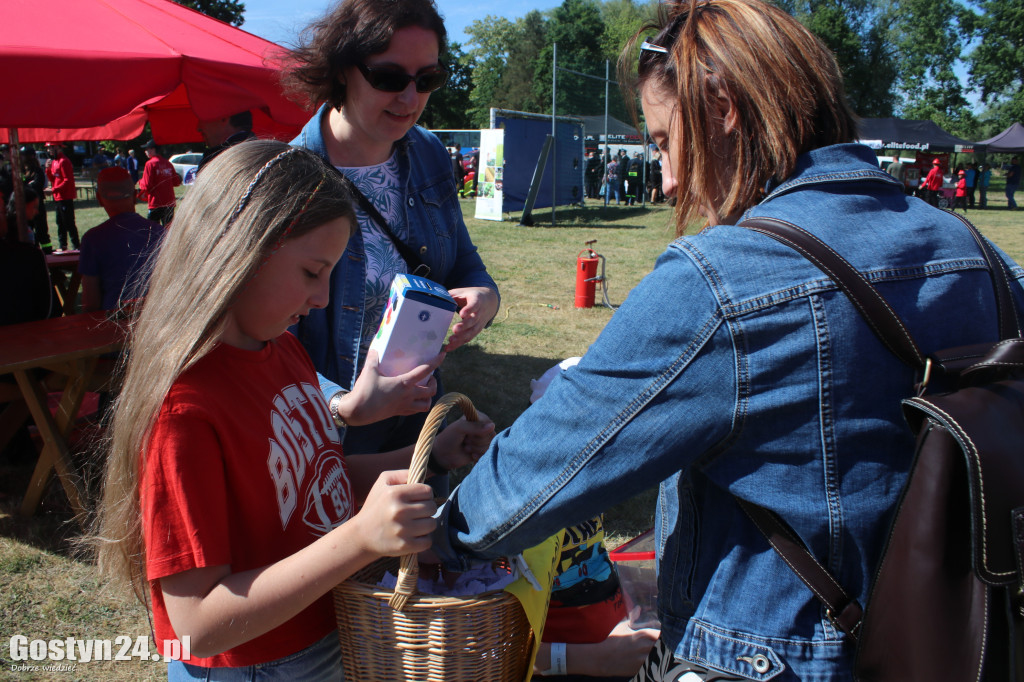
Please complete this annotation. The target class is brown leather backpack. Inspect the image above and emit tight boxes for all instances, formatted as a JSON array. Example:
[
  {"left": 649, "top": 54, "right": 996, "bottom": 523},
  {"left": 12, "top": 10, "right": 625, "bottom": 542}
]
[{"left": 737, "top": 216, "right": 1024, "bottom": 682}]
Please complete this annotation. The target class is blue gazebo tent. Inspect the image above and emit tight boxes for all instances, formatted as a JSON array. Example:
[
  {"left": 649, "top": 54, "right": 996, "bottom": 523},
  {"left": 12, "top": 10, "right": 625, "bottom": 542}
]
[
  {"left": 857, "top": 118, "right": 982, "bottom": 154},
  {"left": 977, "top": 123, "right": 1024, "bottom": 153}
]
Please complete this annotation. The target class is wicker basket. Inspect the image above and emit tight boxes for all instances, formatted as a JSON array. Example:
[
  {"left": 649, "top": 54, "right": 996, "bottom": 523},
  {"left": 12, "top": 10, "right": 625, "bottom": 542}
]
[{"left": 333, "top": 393, "right": 535, "bottom": 682}]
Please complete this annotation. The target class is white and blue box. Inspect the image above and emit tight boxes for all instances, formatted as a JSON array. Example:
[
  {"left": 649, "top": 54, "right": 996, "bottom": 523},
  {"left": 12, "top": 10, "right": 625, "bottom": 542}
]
[{"left": 370, "top": 274, "right": 457, "bottom": 377}]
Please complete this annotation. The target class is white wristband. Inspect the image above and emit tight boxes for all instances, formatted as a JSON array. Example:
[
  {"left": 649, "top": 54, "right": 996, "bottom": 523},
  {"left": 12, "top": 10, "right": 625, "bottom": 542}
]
[{"left": 544, "top": 642, "right": 567, "bottom": 676}]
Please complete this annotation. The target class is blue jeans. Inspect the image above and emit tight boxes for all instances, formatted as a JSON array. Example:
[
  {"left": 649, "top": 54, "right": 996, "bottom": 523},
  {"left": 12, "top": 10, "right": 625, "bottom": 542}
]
[
  {"left": 1006, "top": 182, "right": 1019, "bottom": 209},
  {"left": 167, "top": 632, "right": 343, "bottom": 681}
]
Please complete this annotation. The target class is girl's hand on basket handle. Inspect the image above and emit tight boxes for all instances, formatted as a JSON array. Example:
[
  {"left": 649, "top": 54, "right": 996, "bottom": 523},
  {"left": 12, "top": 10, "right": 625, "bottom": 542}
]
[
  {"left": 431, "top": 414, "right": 496, "bottom": 471},
  {"left": 351, "top": 470, "right": 437, "bottom": 556}
]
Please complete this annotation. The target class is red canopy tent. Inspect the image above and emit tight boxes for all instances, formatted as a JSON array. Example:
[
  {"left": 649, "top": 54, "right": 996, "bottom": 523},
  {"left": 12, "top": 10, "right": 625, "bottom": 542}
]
[{"left": 1, "top": 0, "right": 312, "bottom": 144}]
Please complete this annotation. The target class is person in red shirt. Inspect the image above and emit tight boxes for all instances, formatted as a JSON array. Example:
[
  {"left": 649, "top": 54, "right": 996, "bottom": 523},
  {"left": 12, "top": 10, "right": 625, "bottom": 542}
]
[
  {"left": 921, "top": 158, "right": 944, "bottom": 207},
  {"left": 137, "top": 139, "right": 182, "bottom": 225},
  {"left": 44, "top": 142, "right": 79, "bottom": 251},
  {"left": 94, "top": 141, "right": 494, "bottom": 677},
  {"left": 953, "top": 168, "right": 968, "bottom": 213}
]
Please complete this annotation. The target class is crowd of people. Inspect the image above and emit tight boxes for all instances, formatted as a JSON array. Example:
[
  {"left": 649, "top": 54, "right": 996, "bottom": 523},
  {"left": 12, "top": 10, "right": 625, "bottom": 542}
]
[
  {"left": 882, "top": 154, "right": 1017, "bottom": 212},
  {"left": 2, "top": 0, "right": 1023, "bottom": 680},
  {"left": 0, "top": 114, "right": 267, "bottom": 326},
  {"left": 582, "top": 148, "right": 666, "bottom": 206}
]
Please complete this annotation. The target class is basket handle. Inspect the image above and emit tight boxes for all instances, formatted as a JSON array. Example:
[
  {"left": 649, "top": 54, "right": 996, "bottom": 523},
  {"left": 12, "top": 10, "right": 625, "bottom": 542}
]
[{"left": 389, "top": 392, "right": 478, "bottom": 611}]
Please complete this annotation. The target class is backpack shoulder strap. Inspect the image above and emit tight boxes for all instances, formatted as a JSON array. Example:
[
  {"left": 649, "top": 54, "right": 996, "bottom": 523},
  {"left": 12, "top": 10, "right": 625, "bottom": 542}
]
[
  {"left": 740, "top": 217, "right": 925, "bottom": 369},
  {"left": 741, "top": 215, "right": 1021, "bottom": 349},
  {"left": 735, "top": 497, "right": 863, "bottom": 640},
  {"left": 945, "top": 211, "right": 1022, "bottom": 339}
]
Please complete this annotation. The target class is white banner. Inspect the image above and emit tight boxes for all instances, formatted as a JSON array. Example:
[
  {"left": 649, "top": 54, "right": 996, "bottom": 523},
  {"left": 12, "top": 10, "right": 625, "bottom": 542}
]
[{"left": 474, "top": 129, "right": 504, "bottom": 221}]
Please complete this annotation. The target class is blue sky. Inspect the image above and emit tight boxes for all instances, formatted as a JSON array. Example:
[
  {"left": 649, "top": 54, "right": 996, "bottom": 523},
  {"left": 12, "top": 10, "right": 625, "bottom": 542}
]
[
  {"left": 239, "top": 0, "right": 983, "bottom": 113},
  {"left": 240, "top": 0, "right": 563, "bottom": 47}
]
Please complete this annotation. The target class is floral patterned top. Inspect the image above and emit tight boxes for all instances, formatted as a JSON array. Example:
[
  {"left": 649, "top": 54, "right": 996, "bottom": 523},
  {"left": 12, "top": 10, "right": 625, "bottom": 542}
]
[{"left": 336, "top": 154, "right": 405, "bottom": 357}]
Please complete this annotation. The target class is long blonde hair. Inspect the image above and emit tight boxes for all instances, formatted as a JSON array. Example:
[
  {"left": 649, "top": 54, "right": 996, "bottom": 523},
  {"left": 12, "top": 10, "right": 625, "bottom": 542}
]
[
  {"left": 621, "top": 0, "right": 857, "bottom": 234},
  {"left": 94, "top": 140, "right": 353, "bottom": 597}
]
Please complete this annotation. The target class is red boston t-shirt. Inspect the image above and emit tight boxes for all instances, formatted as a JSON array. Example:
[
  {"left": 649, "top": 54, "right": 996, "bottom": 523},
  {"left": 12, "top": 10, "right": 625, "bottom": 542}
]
[{"left": 142, "top": 333, "right": 353, "bottom": 668}]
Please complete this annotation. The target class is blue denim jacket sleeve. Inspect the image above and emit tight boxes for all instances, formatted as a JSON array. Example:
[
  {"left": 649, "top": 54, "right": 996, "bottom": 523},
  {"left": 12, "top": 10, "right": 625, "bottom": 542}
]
[{"left": 432, "top": 243, "right": 737, "bottom": 566}]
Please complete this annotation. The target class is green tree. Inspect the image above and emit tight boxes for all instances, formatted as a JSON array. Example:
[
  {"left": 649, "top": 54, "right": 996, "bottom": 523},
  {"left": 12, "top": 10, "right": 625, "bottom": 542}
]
[
  {"left": 599, "top": 0, "right": 658, "bottom": 61},
  {"left": 502, "top": 12, "right": 551, "bottom": 114},
  {"left": 463, "top": 13, "right": 551, "bottom": 126},
  {"left": 536, "top": 0, "right": 608, "bottom": 117},
  {"left": 464, "top": 16, "right": 519, "bottom": 127},
  {"left": 782, "top": 0, "right": 898, "bottom": 117},
  {"left": 173, "top": 0, "right": 245, "bottom": 26},
  {"left": 885, "top": 0, "right": 976, "bottom": 135},
  {"left": 963, "top": 0, "right": 1024, "bottom": 127},
  {"left": 421, "top": 40, "right": 474, "bottom": 129}
]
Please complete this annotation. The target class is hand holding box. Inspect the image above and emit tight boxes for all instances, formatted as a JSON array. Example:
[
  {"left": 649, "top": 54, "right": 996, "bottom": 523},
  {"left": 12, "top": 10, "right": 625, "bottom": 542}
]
[{"left": 370, "top": 274, "right": 457, "bottom": 377}]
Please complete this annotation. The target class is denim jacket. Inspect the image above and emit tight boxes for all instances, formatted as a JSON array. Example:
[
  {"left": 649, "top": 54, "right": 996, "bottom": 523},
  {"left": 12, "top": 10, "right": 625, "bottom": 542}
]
[
  {"left": 433, "top": 144, "right": 1024, "bottom": 681},
  {"left": 290, "top": 105, "right": 498, "bottom": 409}
]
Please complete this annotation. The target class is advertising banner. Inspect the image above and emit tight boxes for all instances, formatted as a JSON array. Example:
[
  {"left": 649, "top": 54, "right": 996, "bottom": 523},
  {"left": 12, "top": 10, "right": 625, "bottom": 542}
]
[{"left": 474, "top": 128, "right": 505, "bottom": 221}]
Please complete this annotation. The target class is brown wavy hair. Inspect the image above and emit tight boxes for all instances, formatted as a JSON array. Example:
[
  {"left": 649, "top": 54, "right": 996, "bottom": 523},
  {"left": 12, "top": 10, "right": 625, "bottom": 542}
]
[
  {"left": 620, "top": 0, "right": 857, "bottom": 234},
  {"left": 283, "top": 0, "right": 447, "bottom": 110}
]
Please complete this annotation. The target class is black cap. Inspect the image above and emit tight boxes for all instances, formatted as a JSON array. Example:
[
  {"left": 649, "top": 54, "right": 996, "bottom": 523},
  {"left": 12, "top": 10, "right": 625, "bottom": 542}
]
[{"left": 142, "top": 139, "right": 158, "bottom": 150}]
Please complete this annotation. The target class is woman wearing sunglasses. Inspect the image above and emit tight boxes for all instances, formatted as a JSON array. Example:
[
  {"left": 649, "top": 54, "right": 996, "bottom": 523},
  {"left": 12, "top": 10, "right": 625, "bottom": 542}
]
[
  {"left": 429, "top": 0, "right": 1024, "bottom": 680},
  {"left": 283, "top": 0, "right": 499, "bottom": 463}
]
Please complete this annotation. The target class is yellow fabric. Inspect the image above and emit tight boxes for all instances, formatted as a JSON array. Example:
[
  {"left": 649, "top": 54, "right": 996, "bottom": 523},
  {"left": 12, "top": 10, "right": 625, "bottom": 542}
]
[{"left": 503, "top": 530, "right": 565, "bottom": 682}]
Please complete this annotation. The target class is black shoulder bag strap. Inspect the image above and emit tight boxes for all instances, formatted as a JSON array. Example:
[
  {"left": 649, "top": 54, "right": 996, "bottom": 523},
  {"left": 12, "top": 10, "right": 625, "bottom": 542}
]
[
  {"left": 732, "top": 214, "right": 1021, "bottom": 641},
  {"left": 329, "top": 165, "right": 430, "bottom": 278}
]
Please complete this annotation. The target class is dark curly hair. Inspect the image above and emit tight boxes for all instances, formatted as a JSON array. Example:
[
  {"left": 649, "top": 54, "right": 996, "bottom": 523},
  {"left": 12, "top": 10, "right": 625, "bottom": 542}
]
[{"left": 283, "top": 0, "right": 447, "bottom": 110}]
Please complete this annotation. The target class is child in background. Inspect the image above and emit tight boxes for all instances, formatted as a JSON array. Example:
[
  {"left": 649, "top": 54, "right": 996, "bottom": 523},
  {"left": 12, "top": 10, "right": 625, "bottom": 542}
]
[
  {"left": 94, "top": 140, "right": 494, "bottom": 680},
  {"left": 954, "top": 169, "right": 968, "bottom": 212}
]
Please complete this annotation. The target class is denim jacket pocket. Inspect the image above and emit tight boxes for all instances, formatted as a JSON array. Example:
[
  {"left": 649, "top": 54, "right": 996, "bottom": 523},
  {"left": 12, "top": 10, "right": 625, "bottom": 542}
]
[
  {"left": 416, "top": 173, "right": 462, "bottom": 240},
  {"left": 686, "top": 622, "right": 785, "bottom": 680}
]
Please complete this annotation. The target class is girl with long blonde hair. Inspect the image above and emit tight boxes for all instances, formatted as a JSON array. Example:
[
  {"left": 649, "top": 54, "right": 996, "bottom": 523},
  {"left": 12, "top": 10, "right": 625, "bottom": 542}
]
[{"left": 95, "top": 139, "right": 493, "bottom": 679}]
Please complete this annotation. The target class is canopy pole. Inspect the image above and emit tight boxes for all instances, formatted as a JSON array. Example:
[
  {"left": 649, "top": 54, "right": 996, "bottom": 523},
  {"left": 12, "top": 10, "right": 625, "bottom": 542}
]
[
  {"left": 551, "top": 43, "right": 557, "bottom": 226},
  {"left": 7, "top": 128, "right": 29, "bottom": 243},
  {"left": 604, "top": 61, "right": 610, "bottom": 205}
]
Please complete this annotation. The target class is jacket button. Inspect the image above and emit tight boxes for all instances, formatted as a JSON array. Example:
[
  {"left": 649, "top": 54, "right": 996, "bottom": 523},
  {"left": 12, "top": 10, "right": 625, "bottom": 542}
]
[
  {"left": 751, "top": 655, "right": 771, "bottom": 674},
  {"left": 408, "top": 197, "right": 415, "bottom": 207},
  {"left": 420, "top": 246, "right": 428, "bottom": 255}
]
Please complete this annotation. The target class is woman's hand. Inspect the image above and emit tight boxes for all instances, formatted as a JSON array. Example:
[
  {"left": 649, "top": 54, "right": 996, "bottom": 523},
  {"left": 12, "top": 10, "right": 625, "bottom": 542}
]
[
  {"left": 349, "top": 470, "right": 437, "bottom": 557},
  {"left": 446, "top": 287, "right": 500, "bottom": 351},
  {"left": 431, "top": 413, "right": 496, "bottom": 471},
  {"left": 343, "top": 350, "right": 443, "bottom": 425}
]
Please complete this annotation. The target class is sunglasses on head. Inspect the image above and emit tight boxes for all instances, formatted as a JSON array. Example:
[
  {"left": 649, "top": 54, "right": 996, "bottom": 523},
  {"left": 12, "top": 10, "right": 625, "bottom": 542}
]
[
  {"left": 356, "top": 63, "right": 449, "bottom": 93},
  {"left": 638, "top": 39, "right": 670, "bottom": 73},
  {"left": 640, "top": 39, "right": 669, "bottom": 56}
]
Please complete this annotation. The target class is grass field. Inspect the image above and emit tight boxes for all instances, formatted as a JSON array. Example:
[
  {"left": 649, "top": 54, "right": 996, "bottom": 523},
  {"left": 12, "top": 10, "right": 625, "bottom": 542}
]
[{"left": 1, "top": 180, "right": 1022, "bottom": 680}]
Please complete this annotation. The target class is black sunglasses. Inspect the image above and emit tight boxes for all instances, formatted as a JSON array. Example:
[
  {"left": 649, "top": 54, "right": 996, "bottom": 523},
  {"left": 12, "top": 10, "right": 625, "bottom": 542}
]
[{"left": 356, "top": 63, "right": 449, "bottom": 93}]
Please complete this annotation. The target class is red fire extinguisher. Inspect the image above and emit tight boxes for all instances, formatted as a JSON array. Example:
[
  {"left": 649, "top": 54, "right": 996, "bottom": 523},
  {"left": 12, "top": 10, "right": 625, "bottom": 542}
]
[{"left": 575, "top": 240, "right": 603, "bottom": 308}]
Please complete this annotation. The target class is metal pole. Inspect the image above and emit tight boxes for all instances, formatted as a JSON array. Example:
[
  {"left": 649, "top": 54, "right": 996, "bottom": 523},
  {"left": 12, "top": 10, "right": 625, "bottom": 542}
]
[
  {"left": 642, "top": 123, "right": 648, "bottom": 208},
  {"left": 603, "top": 60, "right": 609, "bottom": 206},
  {"left": 551, "top": 43, "right": 557, "bottom": 225},
  {"left": 8, "top": 129, "right": 29, "bottom": 242}
]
